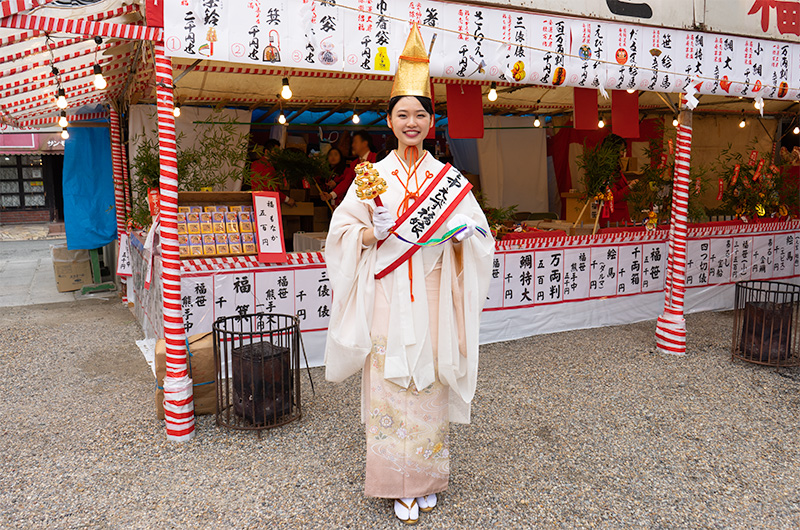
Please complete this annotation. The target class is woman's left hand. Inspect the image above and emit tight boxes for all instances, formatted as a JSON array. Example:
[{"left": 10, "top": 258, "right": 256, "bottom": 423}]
[{"left": 446, "top": 213, "right": 477, "bottom": 242}]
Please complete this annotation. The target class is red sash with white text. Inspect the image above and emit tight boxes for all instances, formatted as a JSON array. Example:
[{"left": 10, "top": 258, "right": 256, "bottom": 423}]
[{"left": 375, "top": 163, "right": 472, "bottom": 280}]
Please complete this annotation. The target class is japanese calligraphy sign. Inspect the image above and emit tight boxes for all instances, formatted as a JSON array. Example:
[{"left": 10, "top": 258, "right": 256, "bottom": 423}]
[
  {"left": 616, "top": 244, "right": 644, "bottom": 295},
  {"left": 485, "top": 255, "right": 505, "bottom": 309},
  {"left": 180, "top": 275, "right": 215, "bottom": 334},
  {"left": 163, "top": 0, "right": 800, "bottom": 101},
  {"left": 214, "top": 272, "right": 256, "bottom": 323},
  {"left": 568, "top": 20, "right": 607, "bottom": 89},
  {"left": 117, "top": 233, "right": 133, "bottom": 277},
  {"left": 293, "top": 266, "right": 332, "bottom": 331},
  {"left": 685, "top": 239, "right": 711, "bottom": 287},
  {"left": 252, "top": 191, "right": 287, "bottom": 263},
  {"left": 640, "top": 242, "right": 666, "bottom": 292},
  {"left": 254, "top": 269, "right": 296, "bottom": 316},
  {"left": 707, "top": 237, "right": 733, "bottom": 284},
  {"left": 530, "top": 15, "right": 570, "bottom": 87}
]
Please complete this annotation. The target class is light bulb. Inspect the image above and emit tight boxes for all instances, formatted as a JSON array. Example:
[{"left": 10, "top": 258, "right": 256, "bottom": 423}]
[
  {"left": 60, "top": 128, "right": 69, "bottom": 140},
  {"left": 533, "top": 116, "right": 541, "bottom": 128},
  {"left": 598, "top": 118, "right": 605, "bottom": 129},
  {"left": 626, "top": 88, "right": 636, "bottom": 94},
  {"left": 280, "top": 77, "right": 292, "bottom": 100},
  {"left": 794, "top": 126, "right": 800, "bottom": 135},
  {"left": 739, "top": 118, "right": 746, "bottom": 128},
  {"left": 487, "top": 82, "right": 498, "bottom": 102},
  {"left": 173, "top": 104, "right": 181, "bottom": 118},
  {"left": 672, "top": 117, "right": 679, "bottom": 127},
  {"left": 278, "top": 112, "right": 286, "bottom": 124},
  {"left": 56, "top": 88, "right": 67, "bottom": 109},
  {"left": 753, "top": 99, "right": 762, "bottom": 110},
  {"left": 58, "top": 111, "right": 68, "bottom": 128},
  {"left": 93, "top": 64, "right": 106, "bottom": 90},
  {"left": 352, "top": 112, "right": 360, "bottom": 124}
]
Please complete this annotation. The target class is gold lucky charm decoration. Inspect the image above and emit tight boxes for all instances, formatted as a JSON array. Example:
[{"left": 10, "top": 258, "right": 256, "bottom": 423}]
[{"left": 354, "top": 161, "right": 387, "bottom": 201}]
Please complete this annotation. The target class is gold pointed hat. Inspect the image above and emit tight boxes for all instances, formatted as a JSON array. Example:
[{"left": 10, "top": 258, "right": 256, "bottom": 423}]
[{"left": 390, "top": 23, "right": 431, "bottom": 99}]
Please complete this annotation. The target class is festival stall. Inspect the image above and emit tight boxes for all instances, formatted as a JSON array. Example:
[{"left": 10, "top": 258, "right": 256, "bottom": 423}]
[{"left": 3, "top": 0, "right": 800, "bottom": 441}]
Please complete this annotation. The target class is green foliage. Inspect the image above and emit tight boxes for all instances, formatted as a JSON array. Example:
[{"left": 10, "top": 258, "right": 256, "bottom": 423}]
[
  {"left": 627, "top": 127, "right": 711, "bottom": 224},
  {"left": 576, "top": 140, "right": 622, "bottom": 199},
  {"left": 264, "top": 147, "right": 332, "bottom": 188},
  {"left": 474, "top": 190, "right": 518, "bottom": 227},
  {"left": 713, "top": 143, "right": 795, "bottom": 221},
  {"left": 129, "top": 112, "right": 251, "bottom": 228}
]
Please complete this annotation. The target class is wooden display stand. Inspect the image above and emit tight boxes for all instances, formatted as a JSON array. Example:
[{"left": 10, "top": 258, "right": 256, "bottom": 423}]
[{"left": 176, "top": 191, "right": 314, "bottom": 258}]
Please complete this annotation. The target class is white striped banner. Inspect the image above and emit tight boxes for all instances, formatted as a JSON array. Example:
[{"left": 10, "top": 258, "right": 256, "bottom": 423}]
[{"left": 154, "top": 41, "right": 195, "bottom": 442}]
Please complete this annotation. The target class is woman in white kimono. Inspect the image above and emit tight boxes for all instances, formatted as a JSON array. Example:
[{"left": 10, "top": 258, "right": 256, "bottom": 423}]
[{"left": 324, "top": 25, "right": 494, "bottom": 524}]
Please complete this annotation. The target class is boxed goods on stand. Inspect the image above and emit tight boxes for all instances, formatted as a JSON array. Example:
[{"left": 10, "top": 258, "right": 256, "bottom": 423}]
[{"left": 176, "top": 191, "right": 315, "bottom": 257}]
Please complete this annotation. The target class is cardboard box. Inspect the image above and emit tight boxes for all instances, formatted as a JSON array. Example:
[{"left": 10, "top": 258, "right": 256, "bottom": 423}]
[
  {"left": 620, "top": 157, "right": 639, "bottom": 172},
  {"left": 51, "top": 244, "right": 92, "bottom": 292},
  {"left": 155, "top": 332, "right": 216, "bottom": 419},
  {"left": 216, "top": 244, "right": 229, "bottom": 255}
]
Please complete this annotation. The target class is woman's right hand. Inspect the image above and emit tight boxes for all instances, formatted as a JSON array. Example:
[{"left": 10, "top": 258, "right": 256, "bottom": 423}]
[{"left": 372, "top": 206, "right": 394, "bottom": 241}]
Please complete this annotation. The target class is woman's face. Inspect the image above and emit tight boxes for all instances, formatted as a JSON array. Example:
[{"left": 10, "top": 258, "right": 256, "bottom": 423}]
[
  {"left": 387, "top": 97, "right": 432, "bottom": 150},
  {"left": 327, "top": 149, "right": 341, "bottom": 166}
]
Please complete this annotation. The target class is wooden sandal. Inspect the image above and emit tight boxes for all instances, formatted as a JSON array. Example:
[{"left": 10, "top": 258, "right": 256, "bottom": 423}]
[{"left": 394, "top": 498, "right": 419, "bottom": 525}]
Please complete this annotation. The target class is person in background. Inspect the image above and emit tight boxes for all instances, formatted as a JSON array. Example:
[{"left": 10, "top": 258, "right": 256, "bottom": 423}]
[
  {"left": 326, "top": 147, "right": 347, "bottom": 182},
  {"left": 250, "top": 138, "right": 295, "bottom": 207},
  {"left": 321, "top": 130, "right": 377, "bottom": 206}
]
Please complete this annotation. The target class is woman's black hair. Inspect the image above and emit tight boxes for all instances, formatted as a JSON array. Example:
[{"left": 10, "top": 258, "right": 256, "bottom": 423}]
[
  {"left": 326, "top": 146, "right": 347, "bottom": 175},
  {"left": 387, "top": 95, "right": 434, "bottom": 116}
]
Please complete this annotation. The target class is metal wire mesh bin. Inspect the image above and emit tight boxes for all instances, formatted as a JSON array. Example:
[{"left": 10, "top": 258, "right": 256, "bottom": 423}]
[
  {"left": 213, "top": 314, "right": 302, "bottom": 431},
  {"left": 732, "top": 281, "right": 800, "bottom": 367}
]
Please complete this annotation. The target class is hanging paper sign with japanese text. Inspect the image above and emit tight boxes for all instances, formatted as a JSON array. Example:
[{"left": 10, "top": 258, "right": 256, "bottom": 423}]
[
  {"left": 252, "top": 191, "right": 287, "bottom": 264},
  {"left": 163, "top": 0, "right": 800, "bottom": 101},
  {"left": 117, "top": 233, "right": 133, "bottom": 277}
]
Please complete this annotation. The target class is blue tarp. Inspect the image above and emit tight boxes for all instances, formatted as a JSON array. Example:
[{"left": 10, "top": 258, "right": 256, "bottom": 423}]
[{"left": 63, "top": 126, "right": 116, "bottom": 250}]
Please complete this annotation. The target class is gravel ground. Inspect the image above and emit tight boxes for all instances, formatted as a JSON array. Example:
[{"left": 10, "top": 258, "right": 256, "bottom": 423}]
[{"left": 2, "top": 299, "right": 800, "bottom": 529}]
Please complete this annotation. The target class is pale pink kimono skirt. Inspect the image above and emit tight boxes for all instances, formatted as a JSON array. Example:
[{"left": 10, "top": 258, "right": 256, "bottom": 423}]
[{"left": 362, "top": 262, "right": 450, "bottom": 499}]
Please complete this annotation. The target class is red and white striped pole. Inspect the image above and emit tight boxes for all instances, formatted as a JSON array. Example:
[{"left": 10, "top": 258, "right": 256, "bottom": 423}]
[
  {"left": 655, "top": 98, "right": 693, "bottom": 356},
  {"left": 108, "top": 104, "right": 126, "bottom": 238},
  {"left": 154, "top": 41, "right": 195, "bottom": 441},
  {"left": 108, "top": 104, "right": 128, "bottom": 303},
  {"left": 122, "top": 137, "right": 132, "bottom": 220}
]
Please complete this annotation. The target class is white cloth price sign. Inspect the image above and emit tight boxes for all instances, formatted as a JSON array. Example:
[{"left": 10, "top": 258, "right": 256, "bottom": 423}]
[
  {"left": 117, "top": 233, "right": 133, "bottom": 277},
  {"left": 252, "top": 191, "right": 287, "bottom": 263}
]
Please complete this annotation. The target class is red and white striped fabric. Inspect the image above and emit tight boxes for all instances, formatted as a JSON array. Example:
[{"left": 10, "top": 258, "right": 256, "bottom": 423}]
[
  {"left": 656, "top": 115, "right": 693, "bottom": 356},
  {"left": 0, "top": 0, "right": 56, "bottom": 18},
  {"left": 16, "top": 110, "right": 107, "bottom": 128},
  {"left": 155, "top": 42, "right": 194, "bottom": 442},
  {"left": 121, "top": 129, "right": 132, "bottom": 219},
  {"left": 181, "top": 252, "right": 326, "bottom": 272},
  {"left": 0, "top": 13, "right": 163, "bottom": 42}
]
